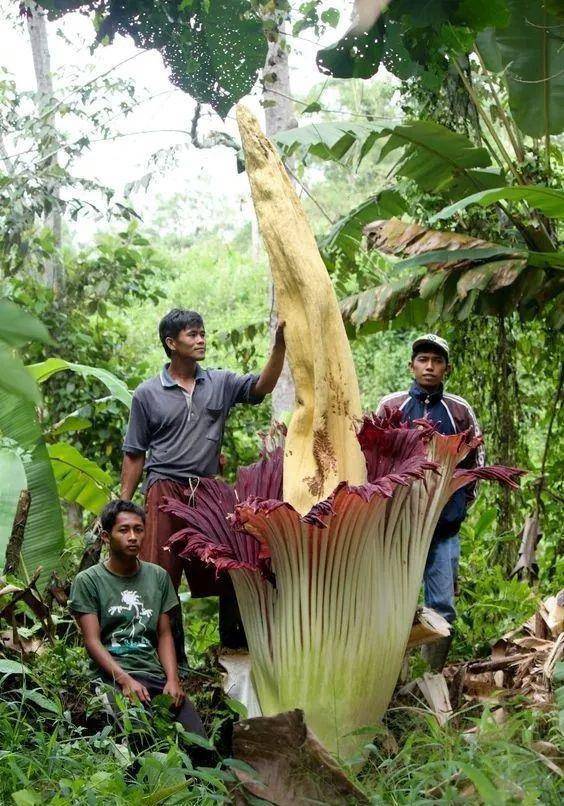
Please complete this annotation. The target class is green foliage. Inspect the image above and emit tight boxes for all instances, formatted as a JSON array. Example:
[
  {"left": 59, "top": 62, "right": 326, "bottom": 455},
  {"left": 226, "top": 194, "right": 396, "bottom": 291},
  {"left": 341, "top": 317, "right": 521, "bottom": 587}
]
[
  {"left": 0, "top": 444, "right": 27, "bottom": 568},
  {"left": 340, "top": 222, "right": 563, "bottom": 333},
  {"left": 48, "top": 442, "right": 114, "bottom": 515},
  {"left": 42, "top": 0, "right": 267, "bottom": 118},
  {"left": 320, "top": 189, "right": 407, "bottom": 276},
  {"left": 276, "top": 119, "right": 503, "bottom": 198},
  {"left": 433, "top": 185, "right": 564, "bottom": 222},
  {"left": 361, "top": 704, "right": 563, "bottom": 803},
  {"left": 317, "top": 0, "right": 509, "bottom": 85},
  {"left": 0, "top": 598, "right": 242, "bottom": 805},
  {"left": 0, "top": 390, "right": 64, "bottom": 586},
  {"left": 7, "top": 226, "right": 165, "bottom": 484},
  {"left": 0, "top": 301, "right": 50, "bottom": 403},
  {"left": 477, "top": 1, "right": 564, "bottom": 137},
  {"left": 317, "top": 1, "right": 564, "bottom": 139},
  {"left": 28, "top": 358, "right": 132, "bottom": 408},
  {"left": 455, "top": 504, "right": 539, "bottom": 657},
  {"left": 0, "top": 63, "right": 138, "bottom": 281}
]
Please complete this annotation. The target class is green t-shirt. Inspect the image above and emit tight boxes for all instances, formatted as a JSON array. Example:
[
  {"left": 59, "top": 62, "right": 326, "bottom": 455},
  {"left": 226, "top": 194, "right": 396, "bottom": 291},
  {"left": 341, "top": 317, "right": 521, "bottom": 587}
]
[{"left": 69, "top": 561, "right": 179, "bottom": 680}]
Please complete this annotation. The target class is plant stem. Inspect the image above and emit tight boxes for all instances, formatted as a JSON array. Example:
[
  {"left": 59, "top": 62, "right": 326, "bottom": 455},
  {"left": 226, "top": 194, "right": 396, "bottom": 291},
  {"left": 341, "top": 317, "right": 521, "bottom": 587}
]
[
  {"left": 534, "top": 360, "right": 563, "bottom": 515},
  {"left": 452, "top": 59, "right": 525, "bottom": 185},
  {"left": 474, "top": 50, "right": 525, "bottom": 163}
]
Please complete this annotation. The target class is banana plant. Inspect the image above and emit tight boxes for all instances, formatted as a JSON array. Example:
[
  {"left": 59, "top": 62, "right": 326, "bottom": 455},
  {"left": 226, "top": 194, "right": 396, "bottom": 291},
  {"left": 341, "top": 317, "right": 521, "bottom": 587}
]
[{"left": 0, "top": 302, "right": 131, "bottom": 584}]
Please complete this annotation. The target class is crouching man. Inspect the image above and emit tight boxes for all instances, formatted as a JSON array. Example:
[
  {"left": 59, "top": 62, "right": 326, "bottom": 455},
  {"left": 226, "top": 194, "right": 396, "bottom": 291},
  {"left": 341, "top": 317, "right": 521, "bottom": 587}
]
[{"left": 69, "top": 499, "right": 205, "bottom": 737}]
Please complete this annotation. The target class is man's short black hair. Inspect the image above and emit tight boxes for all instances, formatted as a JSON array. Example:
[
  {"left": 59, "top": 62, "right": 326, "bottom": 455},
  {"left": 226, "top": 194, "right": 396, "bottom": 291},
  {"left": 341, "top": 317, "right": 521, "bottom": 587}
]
[
  {"left": 100, "top": 499, "right": 145, "bottom": 533},
  {"left": 159, "top": 309, "right": 204, "bottom": 357},
  {"left": 411, "top": 343, "right": 448, "bottom": 363}
]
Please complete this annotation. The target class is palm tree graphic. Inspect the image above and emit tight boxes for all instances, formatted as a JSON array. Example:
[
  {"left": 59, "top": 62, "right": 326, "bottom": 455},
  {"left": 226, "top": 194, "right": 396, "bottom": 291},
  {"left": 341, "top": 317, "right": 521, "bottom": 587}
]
[{"left": 109, "top": 590, "right": 153, "bottom": 643}]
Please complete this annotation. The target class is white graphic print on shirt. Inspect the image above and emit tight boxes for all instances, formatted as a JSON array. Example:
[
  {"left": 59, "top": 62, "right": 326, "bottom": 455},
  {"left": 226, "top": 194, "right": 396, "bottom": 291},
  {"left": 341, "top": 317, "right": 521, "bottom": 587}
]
[{"left": 108, "top": 589, "right": 153, "bottom": 653}]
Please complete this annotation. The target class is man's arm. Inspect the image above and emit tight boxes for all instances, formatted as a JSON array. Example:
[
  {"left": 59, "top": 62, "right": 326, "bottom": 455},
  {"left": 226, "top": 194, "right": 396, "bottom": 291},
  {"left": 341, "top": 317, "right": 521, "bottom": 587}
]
[
  {"left": 252, "top": 321, "right": 286, "bottom": 398},
  {"left": 121, "top": 392, "right": 150, "bottom": 498},
  {"left": 75, "top": 612, "right": 150, "bottom": 703},
  {"left": 120, "top": 452, "right": 145, "bottom": 500},
  {"left": 157, "top": 612, "right": 185, "bottom": 707}
]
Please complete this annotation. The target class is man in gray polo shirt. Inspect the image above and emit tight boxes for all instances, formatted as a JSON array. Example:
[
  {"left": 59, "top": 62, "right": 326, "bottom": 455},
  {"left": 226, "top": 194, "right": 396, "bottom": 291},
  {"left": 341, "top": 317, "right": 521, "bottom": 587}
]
[{"left": 121, "top": 308, "right": 286, "bottom": 655}]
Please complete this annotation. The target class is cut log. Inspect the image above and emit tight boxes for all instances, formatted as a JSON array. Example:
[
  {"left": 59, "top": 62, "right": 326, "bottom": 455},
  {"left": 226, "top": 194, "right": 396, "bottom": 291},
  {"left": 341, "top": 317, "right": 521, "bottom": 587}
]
[
  {"left": 232, "top": 709, "right": 369, "bottom": 805},
  {"left": 407, "top": 607, "right": 451, "bottom": 648}
]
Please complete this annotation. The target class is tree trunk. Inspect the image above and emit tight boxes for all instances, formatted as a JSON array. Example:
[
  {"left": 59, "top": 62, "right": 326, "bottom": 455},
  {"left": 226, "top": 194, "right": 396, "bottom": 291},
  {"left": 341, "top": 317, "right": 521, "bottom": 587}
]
[
  {"left": 262, "top": 10, "right": 298, "bottom": 420},
  {"left": 27, "top": 1, "right": 63, "bottom": 292},
  {"left": 66, "top": 502, "right": 84, "bottom": 536},
  {"left": 491, "top": 313, "right": 521, "bottom": 570}
]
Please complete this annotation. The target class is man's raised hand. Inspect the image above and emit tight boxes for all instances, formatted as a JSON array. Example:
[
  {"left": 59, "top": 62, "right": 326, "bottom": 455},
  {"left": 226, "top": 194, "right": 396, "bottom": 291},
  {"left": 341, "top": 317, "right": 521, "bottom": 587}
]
[{"left": 274, "top": 319, "right": 286, "bottom": 349}]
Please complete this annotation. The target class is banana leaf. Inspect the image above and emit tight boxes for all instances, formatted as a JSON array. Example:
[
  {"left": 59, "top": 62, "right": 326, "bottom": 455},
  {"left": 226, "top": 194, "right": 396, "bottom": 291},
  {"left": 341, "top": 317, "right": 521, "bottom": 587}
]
[
  {"left": 48, "top": 442, "right": 113, "bottom": 515},
  {"left": 341, "top": 218, "right": 563, "bottom": 331},
  {"left": 0, "top": 391, "right": 64, "bottom": 587},
  {"left": 0, "top": 446, "right": 27, "bottom": 566},
  {"left": 276, "top": 120, "right": 503, "bottom": 200},
  {"left": 28, "top": 358, "right": 132, "bottom": 408},
  {"left": 433, "top": 186, "right": 564, "bottom": 223}
]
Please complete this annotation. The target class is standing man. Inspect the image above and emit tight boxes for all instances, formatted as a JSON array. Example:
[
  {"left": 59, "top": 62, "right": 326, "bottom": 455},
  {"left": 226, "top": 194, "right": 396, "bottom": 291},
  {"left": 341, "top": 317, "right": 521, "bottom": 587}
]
[
  {"left": 121, "top": 308, "right": 286, "bottom": 659},
  {"left": 376, "top": 334, "right": 484, "bottom": 671}
]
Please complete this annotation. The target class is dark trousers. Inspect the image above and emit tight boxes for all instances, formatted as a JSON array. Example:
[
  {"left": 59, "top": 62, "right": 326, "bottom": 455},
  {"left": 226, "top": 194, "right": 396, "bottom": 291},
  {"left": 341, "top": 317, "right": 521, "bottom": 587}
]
[
  {"left": 143, "top": 479, "right": 247, "bottom": 660},
  {"left": 103, "top": 674, "right": 206, "bottom": 738}
]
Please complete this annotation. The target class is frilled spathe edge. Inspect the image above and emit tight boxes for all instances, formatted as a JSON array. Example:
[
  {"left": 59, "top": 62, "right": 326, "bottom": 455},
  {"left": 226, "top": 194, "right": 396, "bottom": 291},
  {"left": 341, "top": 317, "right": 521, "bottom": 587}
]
[{"left": 163, "top": 410, "right": 522, "bottom": 580}]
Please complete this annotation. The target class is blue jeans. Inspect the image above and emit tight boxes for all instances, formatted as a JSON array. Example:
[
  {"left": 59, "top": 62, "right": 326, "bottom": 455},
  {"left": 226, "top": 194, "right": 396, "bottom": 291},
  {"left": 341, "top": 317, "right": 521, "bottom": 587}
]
[{"left": 424, "top": 534, "right": 460, "bottom": 624}]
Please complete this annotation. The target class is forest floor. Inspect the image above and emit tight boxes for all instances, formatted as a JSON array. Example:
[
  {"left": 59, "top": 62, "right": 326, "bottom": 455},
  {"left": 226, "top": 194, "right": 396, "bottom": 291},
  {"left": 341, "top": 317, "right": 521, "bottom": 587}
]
[{"left": 1, "top": 584, "right": 563, "bottom": 805}]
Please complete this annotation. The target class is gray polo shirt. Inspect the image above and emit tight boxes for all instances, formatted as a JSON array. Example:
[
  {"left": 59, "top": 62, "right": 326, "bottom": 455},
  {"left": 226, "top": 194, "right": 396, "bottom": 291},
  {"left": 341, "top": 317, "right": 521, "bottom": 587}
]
[{"left": 123, "top": 363, "right": 263, "bottom": 490}]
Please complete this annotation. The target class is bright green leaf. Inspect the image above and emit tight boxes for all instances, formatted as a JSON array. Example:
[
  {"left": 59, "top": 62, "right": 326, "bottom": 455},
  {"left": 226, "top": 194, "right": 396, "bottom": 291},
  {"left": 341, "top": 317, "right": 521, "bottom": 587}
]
[
  {"left": 0, "top": 391, "right": 64, "bottom": 587},
  {"left": 457, "top": 762, "right": 504, "bottom": 805},
  {"left": 48, "top": 442, "right": 113, "bottom": 515},
  {"left": 433, "top": 185, "right": 564, "bottom": 222},
  {"left": 11, "top": 790, "right": 43, "bottom": 806},
  {"left": 0, "top": 347, "right": 41, "bottom": 404},
  {"left": 22, "top": 689, "right": 62, "bottom": 715},
  {"left": 0, "top": 658, "right": 30, "bottom": 676},
  {"left": 48, "top": 415, "right": 93, "bottom": 438},
  {"left": 27, "top": 358, "right": 132, "bottom": 408},
  {"left": 0, "top": 447, "right": 27, "bottom": 568},
  {"left": 0, "top": 300, "right": 50, "bottom": 348}
]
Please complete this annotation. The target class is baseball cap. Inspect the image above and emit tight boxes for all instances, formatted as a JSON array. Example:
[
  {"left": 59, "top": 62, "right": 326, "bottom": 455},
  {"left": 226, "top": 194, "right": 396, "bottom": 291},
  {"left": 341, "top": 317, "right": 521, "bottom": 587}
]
[{"left": 411, "top": 334, "right": 449, "bottom": 362}]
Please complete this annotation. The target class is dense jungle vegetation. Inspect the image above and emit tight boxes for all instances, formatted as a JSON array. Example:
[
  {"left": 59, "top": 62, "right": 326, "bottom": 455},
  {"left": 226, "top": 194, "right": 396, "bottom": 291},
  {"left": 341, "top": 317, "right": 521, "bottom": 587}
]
[{"left": 1, "top": 1, "right": 563, "bottom": 803}]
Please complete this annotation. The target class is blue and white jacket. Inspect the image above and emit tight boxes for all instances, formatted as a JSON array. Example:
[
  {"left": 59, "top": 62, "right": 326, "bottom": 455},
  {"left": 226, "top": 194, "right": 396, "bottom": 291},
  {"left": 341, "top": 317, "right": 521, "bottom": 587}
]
[{"left": 377, "top": 382, "right": 485, "bottom": 540}]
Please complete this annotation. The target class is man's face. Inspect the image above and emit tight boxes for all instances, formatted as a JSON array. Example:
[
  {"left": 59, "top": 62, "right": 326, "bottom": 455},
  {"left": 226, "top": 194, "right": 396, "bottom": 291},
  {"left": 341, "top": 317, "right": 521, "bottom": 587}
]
[
  {"left": 103, "top": 512, "right": 145, "bottom": 559},
  {"left": 167, "top": 324, "right": 206, "bottom": 361},
  {"left": 410, "top": 350, "right": 450, "bottom": 390}
]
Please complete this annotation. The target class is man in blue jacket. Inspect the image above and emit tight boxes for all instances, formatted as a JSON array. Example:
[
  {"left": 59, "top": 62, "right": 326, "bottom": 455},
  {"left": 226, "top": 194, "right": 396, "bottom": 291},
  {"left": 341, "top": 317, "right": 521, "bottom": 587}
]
[{"left": 377, "top": 334, "right": 484, "bottom": 670}]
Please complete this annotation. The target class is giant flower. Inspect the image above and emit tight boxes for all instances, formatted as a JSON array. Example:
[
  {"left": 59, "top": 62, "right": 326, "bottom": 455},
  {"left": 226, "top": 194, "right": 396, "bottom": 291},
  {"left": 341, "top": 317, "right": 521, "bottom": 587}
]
[
  {"left": 163, "top": 412, "right": 521, "bottom": 757},
  {"left": 165, "top": 107, "right": 522, "bottom": 757}
]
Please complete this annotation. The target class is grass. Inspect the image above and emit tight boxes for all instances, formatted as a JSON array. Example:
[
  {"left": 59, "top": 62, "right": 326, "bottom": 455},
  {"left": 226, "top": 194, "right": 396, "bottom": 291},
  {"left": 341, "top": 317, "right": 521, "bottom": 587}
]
[
  {"left": 358, "top": 704, "right": 563, "bottom": 804},
  {"left": 1, "top": 592, "right": 563, "bottom": 804}
]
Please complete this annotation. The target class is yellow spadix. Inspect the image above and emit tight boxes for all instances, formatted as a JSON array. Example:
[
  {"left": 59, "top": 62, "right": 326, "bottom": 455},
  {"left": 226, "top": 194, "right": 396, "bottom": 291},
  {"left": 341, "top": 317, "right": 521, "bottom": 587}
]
[{"left": 236, "top": 105, "right": 366, "bottom": 514}]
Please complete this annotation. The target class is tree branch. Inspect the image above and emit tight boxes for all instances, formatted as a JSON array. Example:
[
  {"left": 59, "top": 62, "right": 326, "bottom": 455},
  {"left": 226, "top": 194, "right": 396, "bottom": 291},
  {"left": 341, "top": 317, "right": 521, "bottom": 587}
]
[{"left": 189, "top": 102, "right": 239, "bottom": 151}]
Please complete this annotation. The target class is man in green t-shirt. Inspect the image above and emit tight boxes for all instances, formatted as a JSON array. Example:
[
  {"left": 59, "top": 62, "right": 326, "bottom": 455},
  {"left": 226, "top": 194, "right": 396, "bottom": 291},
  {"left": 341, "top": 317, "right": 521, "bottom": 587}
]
[{"left": 69, "top": 499, "right": 205, "bottom": 736}]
